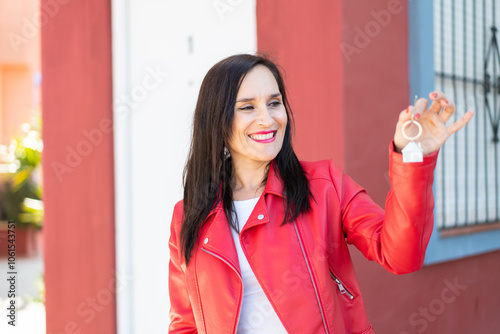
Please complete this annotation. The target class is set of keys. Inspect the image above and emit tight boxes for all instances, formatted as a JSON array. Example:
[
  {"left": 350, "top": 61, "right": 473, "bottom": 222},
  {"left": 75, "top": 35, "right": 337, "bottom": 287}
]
[{"left": 401, "top": 96, "right": 424, "bottom": 163}]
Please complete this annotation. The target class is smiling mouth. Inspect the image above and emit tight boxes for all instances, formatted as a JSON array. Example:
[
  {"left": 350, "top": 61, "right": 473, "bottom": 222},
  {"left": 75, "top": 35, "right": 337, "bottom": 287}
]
[{"left": 249, "top": 131, "right": 277, "bottom": 143}]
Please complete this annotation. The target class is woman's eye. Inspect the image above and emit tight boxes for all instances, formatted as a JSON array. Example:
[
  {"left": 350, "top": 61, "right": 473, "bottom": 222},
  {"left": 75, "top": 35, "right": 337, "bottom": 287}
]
[
  {"left": 269, "top": 101, "right": 282, "bottom": 107},
  {"left": 239, "top": 105, "right": 254, "bottom": 111}
]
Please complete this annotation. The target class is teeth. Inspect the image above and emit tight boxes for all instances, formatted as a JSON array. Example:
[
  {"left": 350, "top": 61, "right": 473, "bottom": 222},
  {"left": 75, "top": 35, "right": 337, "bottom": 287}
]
[{"left": 250, "top": 132, "right": 274, "bottom": 140}]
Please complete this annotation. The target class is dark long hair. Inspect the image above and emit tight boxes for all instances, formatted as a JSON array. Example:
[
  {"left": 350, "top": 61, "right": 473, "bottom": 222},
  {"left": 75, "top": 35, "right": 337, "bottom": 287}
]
[{"left": 181, "top": 54, "right": 312, "bottom": 265}]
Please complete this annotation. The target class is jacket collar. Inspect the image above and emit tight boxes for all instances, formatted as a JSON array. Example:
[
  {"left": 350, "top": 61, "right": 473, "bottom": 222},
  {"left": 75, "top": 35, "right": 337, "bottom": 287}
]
[
  {"left": 263, "top": 160, "right": 285, "bottom": 198},
  {"left": 199, "top": 161, "right": 284, "bottom": 272},
  {"left": 205, "top": 160, "right": 284, "bottom": 219}
]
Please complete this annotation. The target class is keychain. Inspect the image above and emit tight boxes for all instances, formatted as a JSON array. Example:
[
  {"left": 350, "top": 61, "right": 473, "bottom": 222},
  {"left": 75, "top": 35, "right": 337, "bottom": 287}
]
[{"left": 401, "top": 96, "right": 423, "bottom": 163}]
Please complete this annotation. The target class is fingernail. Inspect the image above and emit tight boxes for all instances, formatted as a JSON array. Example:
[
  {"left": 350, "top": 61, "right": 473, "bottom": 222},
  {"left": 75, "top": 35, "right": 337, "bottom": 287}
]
[
  {"left": 415, "top": 113, "right": 421, "bottom": 120},
  {"left": 406, "top": 106, "right": 411, "bottom": 113},
  {"left": 431, "top": 92, "right": 438, "bottom": 98},
  {"left": 442, "top": 99, "right": 448, "bottom": 105}
]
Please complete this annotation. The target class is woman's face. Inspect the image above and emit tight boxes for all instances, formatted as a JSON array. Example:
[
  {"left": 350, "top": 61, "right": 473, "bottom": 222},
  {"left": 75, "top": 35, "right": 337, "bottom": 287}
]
[{"left": 228, "top": 65, "right": 288, "bottom": 168}]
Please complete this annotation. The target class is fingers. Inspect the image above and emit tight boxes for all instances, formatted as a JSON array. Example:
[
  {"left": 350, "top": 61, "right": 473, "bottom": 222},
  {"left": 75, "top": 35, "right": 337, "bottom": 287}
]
[
  {"left": 428, "top": 90, "right": 456, "bottom": 123},
  {"left": 439, "top": 99, "right": 456, "bottom": 123},
  {"left": 398, "top": 105, "right": 412, "bottom": 123},
  {"left": 428, "top": 90, "right": 445, "bottom": 113},
  {"left": 447, "top": 110, "right": 475, "bottom": 135},
  {"left": 413, "top": 98, "right": 428, "bottom": 120},
  {"left": 394, "top": 106, "right": 413, "bottom": 153}
]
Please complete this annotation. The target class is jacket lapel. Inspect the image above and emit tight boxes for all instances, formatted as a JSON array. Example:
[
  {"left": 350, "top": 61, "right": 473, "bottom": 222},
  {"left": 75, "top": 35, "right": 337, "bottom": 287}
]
[
  {"left": 200, "top": 206, "right": 241, "bottom": 275},
  {"left": 199, "top": 161, "right": 285, "bottom": 275}
]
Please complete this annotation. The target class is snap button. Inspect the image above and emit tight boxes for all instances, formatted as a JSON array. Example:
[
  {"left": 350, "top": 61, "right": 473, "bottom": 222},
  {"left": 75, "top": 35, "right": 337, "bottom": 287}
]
[
  {"left": 204, "top": 237, "right": 209, "bottom": 244},
  {"left": 257, "top": 214, "right": 264, "bottom": 220}
]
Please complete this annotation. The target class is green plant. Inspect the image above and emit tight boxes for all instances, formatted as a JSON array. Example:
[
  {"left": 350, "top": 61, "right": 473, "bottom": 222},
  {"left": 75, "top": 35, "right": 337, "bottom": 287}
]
[
  {"left": 31, "top": 274, "right": 46, "bottom": 305},
  {"left": 0, "top": 124, "right": 43, "bottom": 228}
]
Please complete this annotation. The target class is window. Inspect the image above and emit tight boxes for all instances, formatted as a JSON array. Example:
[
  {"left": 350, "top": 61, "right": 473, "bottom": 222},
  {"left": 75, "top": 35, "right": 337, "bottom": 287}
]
[
  {"left": 409, "top": 0, "right": 500, "bottom": 264},
  {"left": 433, "top": 0, "right": 500, "bottom": 232}
]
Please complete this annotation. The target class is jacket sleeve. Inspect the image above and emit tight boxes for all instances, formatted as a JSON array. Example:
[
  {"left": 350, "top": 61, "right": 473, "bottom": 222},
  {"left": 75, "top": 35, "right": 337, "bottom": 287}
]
[
  {"left": 339, "top": 142, "right": 438, "bottom": 274},
  {"left": 168, "top": 203, "right": 198, "bottom": 333}
]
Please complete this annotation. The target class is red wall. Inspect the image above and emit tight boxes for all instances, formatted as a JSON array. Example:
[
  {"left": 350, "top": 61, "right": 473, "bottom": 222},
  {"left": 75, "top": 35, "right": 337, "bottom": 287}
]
[
  {"left": 257, "top": 0, "right": 345, "bottom": 168},
  {"left": 41, "top": 0, "right": 116, "bottom": 333},
  {"left": 257, "top": 0, "right": 500, "bottom": 333},
  {"left": 342, "top": 0, "right": 407, "bottom": 205},
  {"left": 352, "top": 247, "right": 500, "bottom": 333}
]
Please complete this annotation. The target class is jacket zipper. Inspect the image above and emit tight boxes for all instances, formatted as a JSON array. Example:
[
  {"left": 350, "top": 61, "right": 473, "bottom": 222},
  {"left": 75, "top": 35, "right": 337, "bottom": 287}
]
[
  {"left": 201, "top": 247, "right": 243, "bottom": 333},
  {"left": 329, "top": 272, "right": 354, "bottom": 300},
  {"left": 293, "top": 221, "right": 329, "bottom": 334}
]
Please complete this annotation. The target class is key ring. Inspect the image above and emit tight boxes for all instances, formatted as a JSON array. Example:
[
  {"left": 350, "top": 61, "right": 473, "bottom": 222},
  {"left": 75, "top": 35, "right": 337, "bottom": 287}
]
[{"left": 401, "top": 119, "right": 422, "bottom": 141}]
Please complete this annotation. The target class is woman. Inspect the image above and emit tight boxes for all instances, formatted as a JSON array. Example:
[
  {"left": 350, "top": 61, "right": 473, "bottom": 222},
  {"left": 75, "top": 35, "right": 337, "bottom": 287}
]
[{"left": 168, "top": 54, "right": 473, "bottom": 333}]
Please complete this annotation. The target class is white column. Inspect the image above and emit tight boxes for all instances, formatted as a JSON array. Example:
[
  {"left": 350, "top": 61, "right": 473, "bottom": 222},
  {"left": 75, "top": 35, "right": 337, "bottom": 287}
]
[{"left": 112, "top": 0, "right": 256, "bottom": 332}]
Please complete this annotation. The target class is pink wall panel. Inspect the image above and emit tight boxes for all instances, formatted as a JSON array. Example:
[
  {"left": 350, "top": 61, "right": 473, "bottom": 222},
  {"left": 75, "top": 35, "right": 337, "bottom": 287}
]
[
  {"left": 41, "top": 0, "right": 116, "bottom": 333},
  {"left": 257, "top": 0, "right": 345, "bottom": 168}
]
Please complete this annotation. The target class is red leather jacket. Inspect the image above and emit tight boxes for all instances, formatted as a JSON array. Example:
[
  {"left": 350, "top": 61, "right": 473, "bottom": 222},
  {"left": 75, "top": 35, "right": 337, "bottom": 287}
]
[{"left": 169, "top": 146, "right": 438, "bottom": 333}]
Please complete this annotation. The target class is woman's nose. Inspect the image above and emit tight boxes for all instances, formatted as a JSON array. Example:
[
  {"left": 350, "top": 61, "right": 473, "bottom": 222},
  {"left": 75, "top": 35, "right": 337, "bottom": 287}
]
[{"left": 256, "top": 105, "right": 273, "bottom": 126}]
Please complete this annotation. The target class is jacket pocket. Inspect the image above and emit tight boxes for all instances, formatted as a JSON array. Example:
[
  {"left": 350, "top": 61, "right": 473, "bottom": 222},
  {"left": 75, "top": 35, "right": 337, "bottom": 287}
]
[{"left": 329, "top": 270, "right": 355, "bottom": 302}]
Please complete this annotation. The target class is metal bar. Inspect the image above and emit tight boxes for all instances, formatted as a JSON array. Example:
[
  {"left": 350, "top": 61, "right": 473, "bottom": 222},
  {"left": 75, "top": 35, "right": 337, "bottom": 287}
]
[
  {"left": 433, "top": 72, "right": 486, "bottom": 85},
  {"left": 494, "top": 28, "right": 500, "bottom": 130},
  {"left": 463, "top": 0, "right": 469, "bottom": 225},
  {"left": 484, "top": 93, "right": 497, "bottom": 131},
  {"left": 440, "top": 219, "right": 500, "bottom": 230},
  {"left": 452, "top": 0, "right": 459, "bottom": 227},
  {"left": 484, "top": 28, "right": 498, "bottom": 132},
  {"left": 493, "top": 1, "right": 499, "bottom": 220},
  {"left": 483, "top": 0, "right": 489, "bottom": 222},
  {"left": 473, "top": 0, "right": 480, "bottom": 225},
  {"left": 440, "top": 0, "right": 446, "bottom": 228}
]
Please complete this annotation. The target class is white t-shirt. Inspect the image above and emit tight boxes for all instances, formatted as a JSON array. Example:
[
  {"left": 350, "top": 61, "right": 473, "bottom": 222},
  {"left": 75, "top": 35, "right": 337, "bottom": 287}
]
[{"left": 230, "top": 197, "right": 288, "bottom": 334}]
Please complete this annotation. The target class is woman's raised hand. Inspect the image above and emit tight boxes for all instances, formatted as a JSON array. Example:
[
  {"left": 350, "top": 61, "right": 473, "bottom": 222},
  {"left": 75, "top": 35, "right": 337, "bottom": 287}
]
[{"left": 393, "top": 91, "right": 475, "bottom": 155}]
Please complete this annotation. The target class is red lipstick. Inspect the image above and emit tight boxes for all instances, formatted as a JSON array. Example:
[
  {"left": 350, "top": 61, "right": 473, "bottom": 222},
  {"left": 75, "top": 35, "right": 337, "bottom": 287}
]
[{"left": 248, "top": 130, "right": 277, "bottom": 143}]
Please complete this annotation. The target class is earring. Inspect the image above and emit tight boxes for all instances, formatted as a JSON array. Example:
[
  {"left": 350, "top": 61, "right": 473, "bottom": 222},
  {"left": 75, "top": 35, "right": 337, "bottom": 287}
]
[{"left": 224, "top": 146, "right": 230, "bottom": 158}]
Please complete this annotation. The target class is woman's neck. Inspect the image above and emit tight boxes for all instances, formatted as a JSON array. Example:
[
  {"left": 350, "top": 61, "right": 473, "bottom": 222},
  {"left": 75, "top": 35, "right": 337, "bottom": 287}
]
[{"left": 231, "top": 160, "right": 270, "bottom": 201}]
